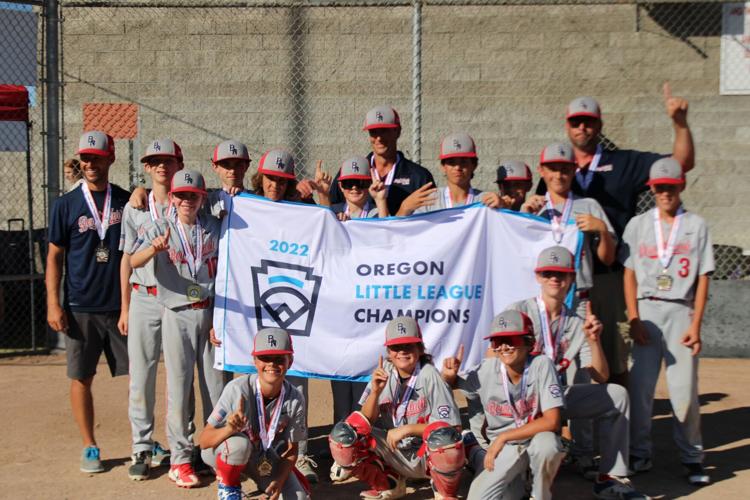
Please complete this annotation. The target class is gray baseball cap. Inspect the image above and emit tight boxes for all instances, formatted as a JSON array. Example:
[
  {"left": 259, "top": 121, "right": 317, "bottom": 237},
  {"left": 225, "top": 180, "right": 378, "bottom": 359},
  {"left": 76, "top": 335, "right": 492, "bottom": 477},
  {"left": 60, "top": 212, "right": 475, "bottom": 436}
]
[
  {"left": 484, "top": 310, "right": 534, "bottom": 340},
  {"left": 252, "top": 327, "right": 294, "bottom": 356},
  {"left": 339, "top": 156, "right": 372, "bottom": 181},
  {"left": 258, "top": 149, "right": 295, "bottom": 180},
  {"left": 496, "top": 160, "right": 532, "bottom": 183},
  {"left": 535, "top": 246, "right": 575, "bottom": 274},
  {"left": 363, "top": 105, "right": 401, "bottom": 131},
  {"left": 141, "top": 138, "right": 183, "bottom": 163},
  {"left": 170, "top": 169, "right": 207, "bottom": 195},
  {"left": 78, "top": 131, "right": 115, "bottom": 159},
  {"left": 384, "top": 316, "right": 423, "bottom": 346},
  {"left": 566, "top": 96, "right": 601, "bottom": 120},
  {"left": 213, "top": 140, "right": 251, "bottom": 163},
  {"left": 439, "top": 132, "right": 477, "bottom": 160},
  {"left": 646, "top": 157, "right": 685, "bottom": 186},
  {"left": 539, "top": 142, "right": 576, "bottom": 166}
]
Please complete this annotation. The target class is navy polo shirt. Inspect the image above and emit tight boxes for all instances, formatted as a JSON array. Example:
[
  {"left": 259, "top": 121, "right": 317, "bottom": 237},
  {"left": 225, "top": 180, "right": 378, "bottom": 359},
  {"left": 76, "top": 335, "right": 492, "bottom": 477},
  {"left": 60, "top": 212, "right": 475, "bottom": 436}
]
[
  {"left": 48, "top": 183, "right": 130, "bottom": 312},
  {"left": 328, "top": 151, "right": 435, "bottom": 216}
]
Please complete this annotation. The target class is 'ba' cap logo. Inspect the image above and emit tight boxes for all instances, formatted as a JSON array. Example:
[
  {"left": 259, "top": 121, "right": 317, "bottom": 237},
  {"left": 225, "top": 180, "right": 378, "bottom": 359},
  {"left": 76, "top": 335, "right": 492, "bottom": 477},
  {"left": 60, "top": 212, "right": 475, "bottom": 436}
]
[
  {"left": 376, "top": 111, "right": 384, "bottom": 121},
  {"left": 229, "top": 144, "right": 238, "bottom": 155},
  {"left": 497, "top": 317, "right": 507, "bottom": 328},
  {"left": 88, "top": 135, "right": 97, "bottom": 146},
  {"left": 153, "top": 142, "right": 161, "bottom": 151},
  {"left": 351, "top": 161, "right": 359, "bottom": 172},
  {"left": 275, "top": 156, "right": 285, "bottom": 169},
  {"left": 550, "top": 251, "right": 559, "bottom": 263},
  {"left": 184, "top": 173, "right": 194, "bottom": 184},
  {"left": 453, "top": 139, "right": 461, "bottom": 149},
  {"left": 267, "top": 335, "right": 277, "bottom": 347},
  {"left": 397, "top": 323, "right": 407, "bottom": 335}
]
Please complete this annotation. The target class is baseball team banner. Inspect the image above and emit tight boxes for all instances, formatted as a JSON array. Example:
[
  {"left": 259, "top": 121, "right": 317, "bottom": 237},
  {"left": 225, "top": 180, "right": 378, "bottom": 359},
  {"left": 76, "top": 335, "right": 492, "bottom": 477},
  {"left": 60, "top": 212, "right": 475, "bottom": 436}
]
[{"left": 213, "top": 193, "right": 582, "bottom": 380}]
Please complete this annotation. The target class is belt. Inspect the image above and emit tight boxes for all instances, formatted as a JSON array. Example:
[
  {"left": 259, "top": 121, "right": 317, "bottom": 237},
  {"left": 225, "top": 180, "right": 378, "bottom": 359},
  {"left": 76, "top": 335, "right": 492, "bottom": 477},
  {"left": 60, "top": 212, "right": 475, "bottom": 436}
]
[
  {"left": 185, "top": 298, "right": 211, "bottom": 310},
  {"left": 133, "top": 283, "right": 158, "bottom": 296}
]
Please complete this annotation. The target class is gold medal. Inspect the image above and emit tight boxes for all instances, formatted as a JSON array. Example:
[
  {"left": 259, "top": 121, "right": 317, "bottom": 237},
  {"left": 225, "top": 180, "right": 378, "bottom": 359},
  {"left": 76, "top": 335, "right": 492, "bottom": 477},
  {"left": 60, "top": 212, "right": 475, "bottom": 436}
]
[
  {"left": 656, "top": 271, "right": 673, "bottom": 291},
  {"left": 95, "top": 244, "right": 109, "bottom": 263},
  {"left": 186, "top": 283, "right": 201, "bottom": 302},
  {"left": 257, "top": 455, "right": 273, "bottom": 477}
]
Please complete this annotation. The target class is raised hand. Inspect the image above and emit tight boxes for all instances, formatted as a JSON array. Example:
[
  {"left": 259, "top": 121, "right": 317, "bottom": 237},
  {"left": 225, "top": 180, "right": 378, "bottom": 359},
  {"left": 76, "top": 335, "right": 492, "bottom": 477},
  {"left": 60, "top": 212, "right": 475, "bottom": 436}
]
[
  {"left": 396, "top": 182, "right": 437, "bottom": 216},
  {"left": 582, "top": 301, "right": 602, "bottom": 343},
  {"left": 663, "top": 81, "right": 688, "bottom": 127},
  {"left": 314, "top": 160, "right": 332, "bottom": 194},
  {"left": 369, "top": 178, "right": 387, "bottom": 203},
  {"left": 442, "top": 344, "right": 464, "bottom": 381},
  {"left": 521, "top": 194, "right": 545, "bottom": 214},
  {"left": 151, "top": 226, "right": 170, "bottom": 253},
  {"left": 227, "top": 396, "right": 248, "bottom": 432},
  {"left": 481, "top": 192, "right": 504, "bottom": 209},
  {"left": 371, "top": 355, "right": 389, "bottom": 394}
]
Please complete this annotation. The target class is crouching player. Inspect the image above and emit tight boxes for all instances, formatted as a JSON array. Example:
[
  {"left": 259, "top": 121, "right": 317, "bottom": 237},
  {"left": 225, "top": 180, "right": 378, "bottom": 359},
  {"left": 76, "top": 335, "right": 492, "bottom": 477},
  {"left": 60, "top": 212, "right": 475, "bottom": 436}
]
[
  {"left": 199, "top": 327, "right": 310, "bottom": 500},
  {"left": 442, "top": 310, "right": 565, "bottom": 500},
  {"left": 329, "top": 316, "right": 465, "bottom": 500}
]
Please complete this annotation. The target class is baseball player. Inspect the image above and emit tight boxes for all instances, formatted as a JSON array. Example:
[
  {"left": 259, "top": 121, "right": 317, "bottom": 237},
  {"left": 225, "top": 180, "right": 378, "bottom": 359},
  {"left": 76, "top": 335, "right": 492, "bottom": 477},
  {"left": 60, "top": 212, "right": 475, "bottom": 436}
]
[
  {"left": 199, "top": 327, "right": 310, "bottom": 500},
  {"left": 322, "top": 156, "right": 388, "bottom": 220},
  {"left": 63, "top": 157, "right": 83, "bottom": 192},
  {"left": 130, "top": 169, "right": 227, "bottom": 488},
  {"left": 620, "top": 158, "right": 714, "bottom": 486},
  {"left": 329, "top": 316, "right": 465, "bottom": 500},
  {"left": 119, "top": 139, "right": 183, "bottom": 480},
  {"left": 400, "top": 132, "right": 503, "bottom": 215},
  {"left": 495, "top": 160, "right": 533, "bottom": 211},
  {"left": 507, "top": 246, "right": 648, "bottom": 499},
  {"left": 441, "top": 310, "right": 565, "bottom": 500},
  {"left": 46, "top": 131, "right": 130, "bottom": 473}
]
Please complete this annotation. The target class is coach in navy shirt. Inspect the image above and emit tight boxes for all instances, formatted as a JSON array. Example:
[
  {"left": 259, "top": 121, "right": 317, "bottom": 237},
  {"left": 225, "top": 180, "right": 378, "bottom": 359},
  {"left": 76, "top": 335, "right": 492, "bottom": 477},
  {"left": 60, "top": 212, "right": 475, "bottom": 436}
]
[
  {"left": 535, "top": 85, "right": 695, "bottom": 385},
  {"left": 46, "top": 131, "right": 130, "bottom": 473}
]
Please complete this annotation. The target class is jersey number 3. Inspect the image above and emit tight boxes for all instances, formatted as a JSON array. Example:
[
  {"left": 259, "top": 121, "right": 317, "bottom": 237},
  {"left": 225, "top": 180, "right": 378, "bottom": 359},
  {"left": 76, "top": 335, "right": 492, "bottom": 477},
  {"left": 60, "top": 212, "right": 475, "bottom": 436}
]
[{"left": 678, "top": 257, "right": 690, "bottom": 278}]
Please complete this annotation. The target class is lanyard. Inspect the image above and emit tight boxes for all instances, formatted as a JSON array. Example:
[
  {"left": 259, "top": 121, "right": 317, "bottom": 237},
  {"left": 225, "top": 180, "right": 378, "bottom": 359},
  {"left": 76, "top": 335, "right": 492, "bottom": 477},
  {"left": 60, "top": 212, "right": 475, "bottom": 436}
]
[
  {"left": 345, "top": 200, "right": 372, "bottom": 218},
  {"left": 653, "top": 207, "right": 685, "bottom": 270},
  {"left": 148, "top": 191, "right": 175, "bottom": 222},
  {"left": 391, "top": 362, "right": 421, "bottom": 426},
  {"left": 371, "top": 153, "right": 401, "bottom": 193},
  {"left": 443, "top": 187, "right": 477, "bottom": 208},
  {"left": 575, "top": 144, "right": 602, "bottom": 191},
  {"left": 254, "top": 378, "right": 286, "bottom": 451},
  {"left": 500, "top": 358, "right": 531, "bottom": 428},
  {"left": 175, "top": 218, "right": 202, "bottom": 280},
  {"left": 536, "top": 297, "right": 566, "bottom": 364},
  {"left": 544, "top": 192, "right": 573, "bottom": 244},
  {"left": 81, "top": 182, "right": 112, "bottom": 241}
]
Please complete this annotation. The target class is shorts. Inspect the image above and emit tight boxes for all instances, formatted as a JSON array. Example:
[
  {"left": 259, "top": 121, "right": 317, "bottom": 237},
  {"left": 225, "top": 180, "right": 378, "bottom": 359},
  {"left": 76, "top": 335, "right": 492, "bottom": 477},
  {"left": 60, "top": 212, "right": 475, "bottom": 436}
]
[{"left": 65, "top": 311, "right": 128, "bottom": 380}]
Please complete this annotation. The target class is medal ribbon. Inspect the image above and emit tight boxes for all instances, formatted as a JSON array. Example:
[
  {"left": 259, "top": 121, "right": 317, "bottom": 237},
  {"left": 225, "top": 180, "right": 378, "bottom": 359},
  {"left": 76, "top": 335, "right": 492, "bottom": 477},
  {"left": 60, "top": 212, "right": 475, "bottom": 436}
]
[
  {"left": 391, "top": 362, "right": 421, "bottom": 426},
  {"left": 255, "top": 378, "right": 286, "bottom": 451},
  {"left": 175, "top": 218, "right": 203, "bottom": 280},
  {"left": 653, "top": 207, "right": 685, "bottom": 269},
  {"left": 344, "top": 199, "right": 372, "bottom": 218},
  {"left": 443, "top": 187, "right": 477, "bottom": 208},
  {"left": 81, "top": 182, "right": 112, "bottom": 241},
  {"left": 500, "top": 358, "right": 531, "bottom": 428},
  {"left": 536, "top": 297, "right": 566, "bottom": 366},
  {"left": 148, "top": 191, "right": 175, "bottom": 222},
  {"left": 575, "top": 144, "right": 602, "bottom": 191},
  {"left": 370, "top": 153, "right": 401, "bottom": 194},
  {"left": 544, "top": 192, "right": 573, "bottom": 244}
]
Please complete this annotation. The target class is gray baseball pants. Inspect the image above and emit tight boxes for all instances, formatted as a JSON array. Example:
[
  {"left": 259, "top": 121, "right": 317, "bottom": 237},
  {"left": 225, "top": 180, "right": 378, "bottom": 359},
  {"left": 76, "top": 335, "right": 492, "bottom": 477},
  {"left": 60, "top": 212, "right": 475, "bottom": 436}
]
[{"left": 286, "top": 376, "right": 309, "bottom": 457}]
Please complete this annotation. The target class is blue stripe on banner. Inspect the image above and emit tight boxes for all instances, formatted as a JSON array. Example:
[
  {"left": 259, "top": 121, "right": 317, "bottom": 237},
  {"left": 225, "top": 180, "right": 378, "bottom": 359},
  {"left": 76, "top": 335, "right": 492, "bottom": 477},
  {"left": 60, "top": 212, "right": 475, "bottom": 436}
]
[
  {"left": 268, "top": 275, "right": 305, "bottom": 288},
  {"left": 222, "top": 363, "right": 371, "bottom": 383}
]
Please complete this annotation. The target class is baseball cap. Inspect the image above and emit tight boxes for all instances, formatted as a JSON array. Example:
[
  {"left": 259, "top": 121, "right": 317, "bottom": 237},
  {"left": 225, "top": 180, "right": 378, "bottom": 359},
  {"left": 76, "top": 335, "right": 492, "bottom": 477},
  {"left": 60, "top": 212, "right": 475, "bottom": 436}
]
[
  {"left": 535, "top": 246, "right": 575, "bottom": 274},
  {"left": 496, "top": 160, "right": 532, "bottom": 183},
  {"left": 339, "top": 156, "right": 372, "bottom": 181},
  {"left": 483, "top": 310, "right": 534, "bottom": 340},
  {"left": 258, "top": 149, "right": 295, "bottom": 180},
  {"left": 170, "top": 169, "right": 207, "bottom": 195},
  {"left": 78, "top": 131, "right": 115, "bottom": 159},
  {"left": 213, "top": 140, "right": 251, "bottom": 163},
  {"left": 363, "top": 105, "right": 401, "bottom": 131},
  {"left": 252, "top": 327, "right": 294, "bottom": 356},
  {"left": 439, "top": 132, "right": 477, "bottom": 160},
  {"left": 539, "top": 142, "right": 576, "bottom": 166},
  {"left": 384, "top": 316, "right": 423, "bottom": 346},
  {"left": 566, "top": 97, "right": 601, "bottom": 120},
  {"left": 646, "top": 157, "right": 685, "bottom": 186},
  {"left": 141, "top": 138, "right": 183, "bottom": 163}
]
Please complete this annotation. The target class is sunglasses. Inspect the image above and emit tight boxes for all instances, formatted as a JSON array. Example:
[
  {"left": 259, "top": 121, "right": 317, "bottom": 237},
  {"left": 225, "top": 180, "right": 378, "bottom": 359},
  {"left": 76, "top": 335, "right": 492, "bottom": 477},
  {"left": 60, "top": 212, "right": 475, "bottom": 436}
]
[
  {"left": 387, "top": 342, "right": 420, "bottom": 353},
  {"left": 539, "top": 270, "right": 570, "bottom": 280},
  {"left": 341, "top": 179, "right": 371, "bottom": 190},
  {"left": 652, "top": 184, "right": 681, "bottom": 193},
  {"left": 173, "top": 192, "right": 200, "bottom": 201},
  {"left": 567, "top": 116, "right": 599, "bottom": 128},
  {"left": 256, "top": 354, "right": 287, "bottom": 364},
  {"left": 490, "top": 336, "right": 527, "bottom": 349}
]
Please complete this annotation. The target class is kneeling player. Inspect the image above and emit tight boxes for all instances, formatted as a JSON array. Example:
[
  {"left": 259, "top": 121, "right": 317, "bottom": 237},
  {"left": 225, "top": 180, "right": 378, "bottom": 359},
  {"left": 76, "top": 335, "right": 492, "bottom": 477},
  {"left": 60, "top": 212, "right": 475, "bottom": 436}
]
[{"left": 329, "top": 316, "right": 465, "bottom": 500}]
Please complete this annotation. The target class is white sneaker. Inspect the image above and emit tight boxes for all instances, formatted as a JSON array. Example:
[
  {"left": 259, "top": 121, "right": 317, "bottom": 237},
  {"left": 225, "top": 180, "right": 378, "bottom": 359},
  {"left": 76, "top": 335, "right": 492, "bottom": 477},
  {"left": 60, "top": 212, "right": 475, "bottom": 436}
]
[
  {"left": 330, "top": 462, "right": 353, "bottom": 482},
  {"left": 296, "top": 455, "right": 319, "bottom": 484},
  {"left": 359, "top": 475, "right": 406, "bottom": 499}
]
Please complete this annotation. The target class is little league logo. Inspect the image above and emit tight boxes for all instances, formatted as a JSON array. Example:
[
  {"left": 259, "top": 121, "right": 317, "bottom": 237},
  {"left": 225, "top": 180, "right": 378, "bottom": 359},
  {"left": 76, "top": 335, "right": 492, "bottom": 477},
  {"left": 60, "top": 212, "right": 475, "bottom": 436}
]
[{"left": 251, "top": 260, "right": 322, "bottom": 337}]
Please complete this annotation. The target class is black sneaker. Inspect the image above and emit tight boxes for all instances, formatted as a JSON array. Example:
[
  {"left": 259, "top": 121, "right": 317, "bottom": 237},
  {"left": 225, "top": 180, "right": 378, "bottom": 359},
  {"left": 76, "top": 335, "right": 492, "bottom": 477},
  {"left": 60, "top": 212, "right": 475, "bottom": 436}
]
[
  {"left": 128, "top": 450, "right": 152, "bottom": 481},
  {"left": 683, "top": 462, "right": 710, "bottom": 486}
]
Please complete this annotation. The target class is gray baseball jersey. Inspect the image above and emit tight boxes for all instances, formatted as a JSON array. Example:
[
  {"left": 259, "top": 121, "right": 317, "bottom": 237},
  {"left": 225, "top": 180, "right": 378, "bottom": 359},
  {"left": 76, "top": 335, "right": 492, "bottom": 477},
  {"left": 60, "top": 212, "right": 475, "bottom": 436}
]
[
  {"left": 620, "top": 208, "right": 715, "bottom": 302},
  {"left": 134, "top": 214, "right": 221, "bottom": 309},
  {"left": 536, "top": 195, "right": 615, "bottom": 290},
  {"left": 207, "top": 188, "right": 253, "bottom": 219},
  {"left": 413, "top": 187, "right": 492, "bottom": 214},
  {"left": 359, "top": 360, "right": 461, "bottom": 430},
  {"left": 208, "top": 374, "right": 307, "bottom": 445},
  {"left": 120, "top": 201, "right": 173, "bottom": 286},
  {"left": 458, "top": 355, "right": 564, "bottom": 442}
]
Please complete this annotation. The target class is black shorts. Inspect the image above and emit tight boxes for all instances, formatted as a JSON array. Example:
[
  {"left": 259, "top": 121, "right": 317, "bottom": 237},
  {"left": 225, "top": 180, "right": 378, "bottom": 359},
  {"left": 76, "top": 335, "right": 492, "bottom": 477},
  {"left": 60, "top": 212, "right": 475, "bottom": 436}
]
[{"left": 65, "top": 311, "right": 128, "bottom": 380}]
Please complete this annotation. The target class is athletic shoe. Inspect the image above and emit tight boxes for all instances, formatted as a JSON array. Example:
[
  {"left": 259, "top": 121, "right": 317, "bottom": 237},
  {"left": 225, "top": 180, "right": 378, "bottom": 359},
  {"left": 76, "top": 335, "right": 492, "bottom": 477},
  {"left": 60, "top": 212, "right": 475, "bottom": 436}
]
[
  {"left": 360, "top": 474, "right": 406, "bottom": 499},
  {"left": 628, "top": 456, "right": 653, "bottom": 475},
  {"left": 330, "top": 462, "right": 353, "bottom": 482},
  {"left": 128, "top": 450, "right": 152, "bottom": 480},
  {"left": 593, "top": 476, "right": 650, "bottom": 499},
  {"left": 683, "top": 463, "right": 710, "bottom": 486},
  {"left": 151, "top": 441, "right": 170, "bottom": 467},
  {"left": 296, "top": 454, "right": 319, "bottom": 483},
  {"left": 217, "top": 482, "right": 243, "bottom": 500},
  {"left": 80, "top": 446, "right": 104, "bottom": 473},
  {"left": 574, "top": 455, "right": 600, "bottom": 481},
  {"left": 168, "top": 463, "right": 200, "bottom": 488}
]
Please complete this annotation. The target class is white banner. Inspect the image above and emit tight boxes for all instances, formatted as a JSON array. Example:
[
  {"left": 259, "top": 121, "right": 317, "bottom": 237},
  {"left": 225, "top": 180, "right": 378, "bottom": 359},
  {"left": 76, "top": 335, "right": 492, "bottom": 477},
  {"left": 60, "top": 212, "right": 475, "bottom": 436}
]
[{"left": 213, "top": 194, "right": 582, "bottom": 380}]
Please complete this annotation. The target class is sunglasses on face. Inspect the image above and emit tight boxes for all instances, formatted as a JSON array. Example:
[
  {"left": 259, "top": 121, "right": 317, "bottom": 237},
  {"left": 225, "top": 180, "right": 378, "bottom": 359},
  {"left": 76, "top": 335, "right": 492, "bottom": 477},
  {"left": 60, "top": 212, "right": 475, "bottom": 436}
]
[
  {"left": 387, "top": 343, "right": 420, "bottom": 353},
  {"left": 256, "top": 355, "right": 287, "bottom": 365},
  {"left": 490, "top": 336, "right": 527, "bottom": 349},
  {"left": 539, "top": 270, "right": 570, "bottom": 280},
  {"left": 173, "top": 192, "right": 200, "bottom": 201},
  {"left": 652, "top": 184, "right": 680, "bottom": 193},
  {"left": 567, "top": 116, "right": 598, "bottom": 128},
  {"left": 341, "top": 179, "right": 371, "bottom": 190}
]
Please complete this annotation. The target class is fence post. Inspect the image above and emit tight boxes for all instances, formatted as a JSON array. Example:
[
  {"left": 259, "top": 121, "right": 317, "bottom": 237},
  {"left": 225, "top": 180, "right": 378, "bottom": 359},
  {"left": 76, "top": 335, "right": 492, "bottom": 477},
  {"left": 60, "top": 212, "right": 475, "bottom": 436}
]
[
  {"left": 45, "top": 0, "right": 61, "bottom": 212},
  {"left": 412, "top": 0, "right": 422, "bottom": 165}
]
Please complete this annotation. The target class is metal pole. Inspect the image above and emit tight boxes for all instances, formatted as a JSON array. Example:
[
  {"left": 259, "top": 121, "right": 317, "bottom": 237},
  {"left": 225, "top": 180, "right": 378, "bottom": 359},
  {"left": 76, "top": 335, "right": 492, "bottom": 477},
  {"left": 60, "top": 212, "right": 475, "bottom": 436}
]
[
  {"left": 45, "top": 0, "right": 61, "bottom": 213},
  {"left": 411, "top": 0, "right": 422, "bottom": 165},
  {"left": 25, "top": 122, "right": 37, "bottom": 350}
]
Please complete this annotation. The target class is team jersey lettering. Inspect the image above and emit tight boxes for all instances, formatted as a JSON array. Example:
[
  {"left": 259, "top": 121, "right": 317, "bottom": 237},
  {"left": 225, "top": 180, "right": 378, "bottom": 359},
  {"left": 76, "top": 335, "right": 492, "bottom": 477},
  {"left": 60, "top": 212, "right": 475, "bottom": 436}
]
[
  {"left": 638, "top": 242, "right": 692, "bottom": 259},
  {"left": 77, "top": 209, "right": 123, "bottom": 233},
  {"left": 378, "top": 396, "right": 427, "bottom": 418},
  {"left": 486, "top": 394, "right": 537, "bottom": 419}
]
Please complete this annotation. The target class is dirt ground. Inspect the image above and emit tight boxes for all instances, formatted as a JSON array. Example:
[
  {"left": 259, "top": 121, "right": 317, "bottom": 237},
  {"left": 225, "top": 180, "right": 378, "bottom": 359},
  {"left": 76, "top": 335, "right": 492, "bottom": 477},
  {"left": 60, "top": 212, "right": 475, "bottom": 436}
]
[{"left": 2, "top": 354, "right": 748, "bottom": 500}]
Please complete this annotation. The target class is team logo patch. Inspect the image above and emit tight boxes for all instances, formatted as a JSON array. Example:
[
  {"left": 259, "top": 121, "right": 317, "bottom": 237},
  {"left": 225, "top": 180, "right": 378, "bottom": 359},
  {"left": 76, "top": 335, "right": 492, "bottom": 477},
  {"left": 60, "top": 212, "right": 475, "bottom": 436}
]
[
  {"left": 267, "top": 335, "right": 278, "bottom": 347},
  {"left": 88, "top": 135, "right": 96, "bottom": 146},
  {"left": 397, "top": 322, "right": 407, "bottom": 335},
  {"left": 497, "top": 317, "right": 507, "bottom": 328},
  {"left": 251, "top": 260, "right": 322, "bottom": 337},
  {"left": 437, "top": 405, "right": 451, "bottom": 418},
  {"left": 153, "top": 141, "right": 161, "bottom": 151},
  {"left": 275, "top": 156, "right": 285, "bottom": 169},
  {"left": 184, "top": 172, "right": 194, "bottom": 184},
  {"left": 549, "top": 384, "right": 562, "bottom": 398},
  {"left": 376, "top": 111, "right": 384, "bottom": 122},
  {"left": 351, "top": 161, "right": 359, "bottom": 172},
  {"left": 550, "top": 251, "right": 559, "bottom": 263},
  {"left": 229, "top": 143, "right": 238, "bottom": 155},
  {"left": 452, "top": 139, "right": 461, "bottom": 150}
]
